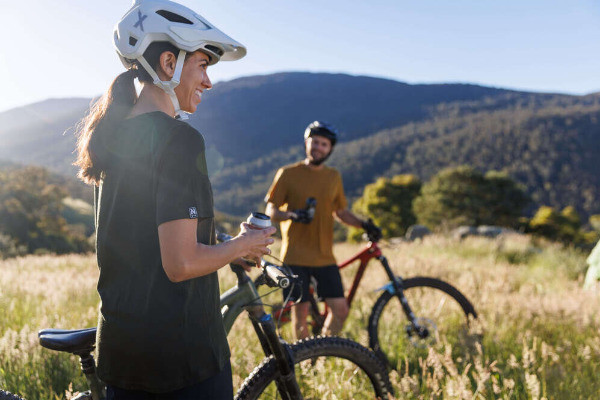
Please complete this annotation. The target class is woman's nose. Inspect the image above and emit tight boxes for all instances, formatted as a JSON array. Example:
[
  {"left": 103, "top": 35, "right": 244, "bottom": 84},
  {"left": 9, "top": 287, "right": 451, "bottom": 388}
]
[{"left": 203, "top": 74, "right": 212, "bottom": 90}]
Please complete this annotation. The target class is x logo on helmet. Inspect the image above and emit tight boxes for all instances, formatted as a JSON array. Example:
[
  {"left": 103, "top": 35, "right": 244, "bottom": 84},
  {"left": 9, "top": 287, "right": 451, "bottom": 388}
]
[{"left": 134, "top": 10, "right": 147, "bottom": 32}]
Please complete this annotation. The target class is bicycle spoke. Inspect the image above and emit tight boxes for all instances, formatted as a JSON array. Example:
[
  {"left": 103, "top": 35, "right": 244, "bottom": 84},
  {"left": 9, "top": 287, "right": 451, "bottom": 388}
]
[{"left": 369, "top": 277, "right": 476, "bottom": 369}]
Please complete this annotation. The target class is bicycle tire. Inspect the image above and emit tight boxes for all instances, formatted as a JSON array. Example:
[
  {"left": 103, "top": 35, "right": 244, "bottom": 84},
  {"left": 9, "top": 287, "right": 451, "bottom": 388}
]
[
  {"left": 235, "top": 336, "right": 392, "bottom": 400},
  {"left": 368, "top": 276, "right": 477, "bottom": 367},
  {"left": 0, "top": 390, "right": 24, "bottom": 400}
]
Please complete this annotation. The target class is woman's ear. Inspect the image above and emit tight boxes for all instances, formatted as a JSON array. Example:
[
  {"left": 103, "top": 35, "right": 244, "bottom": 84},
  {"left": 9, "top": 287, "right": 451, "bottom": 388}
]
[{"left": 157, "top": 51, "right": 177, "bottom": 80}]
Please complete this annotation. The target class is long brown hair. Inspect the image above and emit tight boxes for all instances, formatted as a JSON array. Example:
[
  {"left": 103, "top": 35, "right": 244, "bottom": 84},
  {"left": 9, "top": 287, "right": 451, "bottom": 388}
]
[{"left": 74, "top": 42, "right": 180, "bottom": 185}]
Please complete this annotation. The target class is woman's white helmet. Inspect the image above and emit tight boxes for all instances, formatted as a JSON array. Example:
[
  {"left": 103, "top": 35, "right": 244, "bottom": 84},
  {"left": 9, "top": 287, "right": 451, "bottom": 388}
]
[{"left": 113, "top": 0, "right": 246, "bottom": 118}]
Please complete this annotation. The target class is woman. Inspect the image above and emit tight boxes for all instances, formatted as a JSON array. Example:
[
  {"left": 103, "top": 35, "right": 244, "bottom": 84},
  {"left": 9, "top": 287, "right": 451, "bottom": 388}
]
[{"left": 74, "top": 1, "right": 274, "bottom": 398}]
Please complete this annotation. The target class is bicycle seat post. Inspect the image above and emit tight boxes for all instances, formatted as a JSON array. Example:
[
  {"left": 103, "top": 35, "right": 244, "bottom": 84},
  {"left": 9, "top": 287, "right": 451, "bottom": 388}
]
[
  {"left": 75, "top": 351, "right": 105, "bottom": 400},
  {"left": 38, "top": 328, "right": 105, "bottom": 400}
]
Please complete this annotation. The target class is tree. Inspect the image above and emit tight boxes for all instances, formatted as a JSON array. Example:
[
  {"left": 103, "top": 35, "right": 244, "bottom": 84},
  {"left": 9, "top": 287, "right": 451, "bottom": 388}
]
[
  {"left": 349, "top": 174, "right": 421, "bottom": 240},
  {"left": 590, "top": 215, "right": 600, "bottom": 232},
  {"left": 528, "top": 205, "right": 582, "bottom": 243},
  {"left": 0, "top": 166, "right": 92, "bottom": 254},
  {"left": 0, "top": 233, "right": 27, "bottom": 259},
  {"left": 413, "top": 165, "right": 529, "bottom": 229},
  {"left": 482, "top": 170, "right": 531, "bottom": 227}
]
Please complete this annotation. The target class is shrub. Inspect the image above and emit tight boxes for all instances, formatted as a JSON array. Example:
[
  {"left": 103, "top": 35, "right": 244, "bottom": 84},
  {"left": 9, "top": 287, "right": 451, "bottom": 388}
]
[
  {"left": 413, "top": 166, "right": 529, "bottom": 229},
  {"left": 349, "top": 174, "right": 421, "bottom": 241}
]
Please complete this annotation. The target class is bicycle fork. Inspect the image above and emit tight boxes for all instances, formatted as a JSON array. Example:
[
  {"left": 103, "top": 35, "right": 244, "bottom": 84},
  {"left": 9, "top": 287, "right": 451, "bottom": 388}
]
[
  {"left": 248, "top": 307, "right": 303, "bottom": 400},
  {"left": 378, "top": 256, "right": 430, "bottom": 340}
]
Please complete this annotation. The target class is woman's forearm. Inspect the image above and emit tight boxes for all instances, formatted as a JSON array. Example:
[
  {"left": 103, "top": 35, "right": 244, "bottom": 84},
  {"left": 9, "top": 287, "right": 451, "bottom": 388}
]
[
  {"left": 166, "top": 240, "right": 247, "bottom": 282},
  {"left": 158, "top": 218, "right": 275, "bottom": 282}
]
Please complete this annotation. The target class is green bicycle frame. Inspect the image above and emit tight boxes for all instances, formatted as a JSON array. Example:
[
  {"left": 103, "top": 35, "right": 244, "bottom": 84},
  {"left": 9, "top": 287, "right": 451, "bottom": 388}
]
[{"left": 220, "top": 267, "right": 263, "bottom": 333}]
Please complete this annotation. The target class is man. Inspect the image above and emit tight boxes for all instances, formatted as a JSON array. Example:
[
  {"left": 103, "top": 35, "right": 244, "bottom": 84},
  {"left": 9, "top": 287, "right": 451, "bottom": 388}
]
[{"left": 265, "top": 121, "right": 380, "bottom": 340}]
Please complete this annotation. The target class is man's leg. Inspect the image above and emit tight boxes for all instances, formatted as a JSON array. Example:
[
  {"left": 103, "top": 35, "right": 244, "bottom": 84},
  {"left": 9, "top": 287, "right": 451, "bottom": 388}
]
[
  {"left": 291, "top": 301, "right": 311, "bottom": 340},
  {"left": 313, "top": 265, "right": 348, "bottom": 336},
  {"left": 282, "top": 265, "right": 311, "bottom": 341},
  {"left": 322, "top": 297, "right": 349, "bottom": 336}
]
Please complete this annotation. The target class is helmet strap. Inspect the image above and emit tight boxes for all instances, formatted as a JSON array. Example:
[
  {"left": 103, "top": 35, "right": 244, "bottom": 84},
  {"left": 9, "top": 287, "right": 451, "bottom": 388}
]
[{"left": 137, "top": 49, "right": 189, "bottom": 120}]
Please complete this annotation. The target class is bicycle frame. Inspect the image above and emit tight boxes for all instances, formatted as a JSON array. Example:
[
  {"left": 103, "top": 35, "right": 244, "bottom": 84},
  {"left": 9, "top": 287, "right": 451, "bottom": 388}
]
[
  {"left": 220, "top": 267, "right": 263, "bottom": 333},
  {"left": 276, "top": 241, "right": 389, "bottom": 321},
  {"left": 315, "top": 240, "right": 421, "bottom": 334},
  {"left": 220, "top": 264, "right": 303, "bottom": 399},
  {"left": 339, "top": 240, "right": 382, "bottom": 307}
]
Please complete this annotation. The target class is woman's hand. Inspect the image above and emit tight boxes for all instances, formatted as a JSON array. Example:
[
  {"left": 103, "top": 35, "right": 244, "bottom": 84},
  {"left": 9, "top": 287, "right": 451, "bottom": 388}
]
[
  {"left": 230, "top": 257, "right": 256, "bottom": 272},
  {"left": 234, "top": 223, "right": 276, "bottom": 265}
]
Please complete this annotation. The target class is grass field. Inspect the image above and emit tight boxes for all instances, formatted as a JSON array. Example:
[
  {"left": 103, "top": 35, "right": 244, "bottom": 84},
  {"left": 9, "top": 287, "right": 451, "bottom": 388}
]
[{"left": 1, "top": 234, "right": 599, "bottom": 399}]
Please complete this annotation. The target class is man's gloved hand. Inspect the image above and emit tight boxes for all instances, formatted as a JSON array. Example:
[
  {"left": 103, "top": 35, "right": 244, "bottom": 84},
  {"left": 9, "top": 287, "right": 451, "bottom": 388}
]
[
  {"left": 361, "top": 219, "right": 383, "bottom": 242},
  {"left": 291, "top": 209, "right": 312, "bottom": 224}
]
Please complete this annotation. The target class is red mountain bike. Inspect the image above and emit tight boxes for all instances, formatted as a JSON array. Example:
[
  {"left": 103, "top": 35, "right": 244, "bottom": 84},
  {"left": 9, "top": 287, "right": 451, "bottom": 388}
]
[{"left": 275, "top": 228, "right": 478, "bottom": 367}]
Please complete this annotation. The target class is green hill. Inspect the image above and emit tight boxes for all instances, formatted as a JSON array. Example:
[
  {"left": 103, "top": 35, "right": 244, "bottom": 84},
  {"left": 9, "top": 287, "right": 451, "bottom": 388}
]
[
  {"left": 208, "top": 91, "right": 600, "bottom": 218},
  {"left": 0, "top": 73, "right": 598, "bottom": 219}
]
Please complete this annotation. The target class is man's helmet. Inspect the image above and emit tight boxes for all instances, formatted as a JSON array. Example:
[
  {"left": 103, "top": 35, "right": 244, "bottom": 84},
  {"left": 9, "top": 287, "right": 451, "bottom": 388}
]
[
  {"left": 304, "top": 121, "right": 338, "bottom": 146},
  {"left": 113, "top": 0, "right": 246, "bottom": 119}
]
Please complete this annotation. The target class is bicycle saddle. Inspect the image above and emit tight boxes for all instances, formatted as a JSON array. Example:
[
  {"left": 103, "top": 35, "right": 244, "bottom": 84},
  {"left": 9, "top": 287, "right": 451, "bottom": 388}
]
[{"left": 38, "top": 327, "right": 97, "bottom": 355}]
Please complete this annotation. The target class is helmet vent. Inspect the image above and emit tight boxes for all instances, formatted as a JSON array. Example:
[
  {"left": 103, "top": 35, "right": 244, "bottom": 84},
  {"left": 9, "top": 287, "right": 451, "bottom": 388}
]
[
  {"left": 156, "top": 10, "right": 193, "bottom": 25},
  {"left": 129, "top": 36, "right": 138, "bottom": 46},
  {"left": 204, "top": 44, "right": 224, "bottom": 57}
]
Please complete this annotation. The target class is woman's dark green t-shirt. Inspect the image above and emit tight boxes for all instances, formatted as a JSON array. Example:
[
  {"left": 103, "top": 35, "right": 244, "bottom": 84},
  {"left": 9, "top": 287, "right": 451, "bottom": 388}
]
[{"left": 93, "top": 112, "right": 229, "bottom": 392}]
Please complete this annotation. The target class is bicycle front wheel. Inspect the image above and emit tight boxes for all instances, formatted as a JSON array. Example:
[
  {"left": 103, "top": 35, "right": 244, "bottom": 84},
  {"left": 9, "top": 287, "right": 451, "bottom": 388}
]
[
  {"left": 368, "top": 276, "right": 478, "bottom": 367},
  {"left": 235, "top": 336, "right": 392, "bottom": 400}
]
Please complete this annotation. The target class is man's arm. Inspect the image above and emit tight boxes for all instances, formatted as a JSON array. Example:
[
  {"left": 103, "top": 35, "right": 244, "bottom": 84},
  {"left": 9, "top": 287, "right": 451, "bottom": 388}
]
[
  {"left": 333, "top": 209, "right": 364, "bottom": 228},
  {"left": 335, "top": 209, "right": 383, "bottom": 241},
  {"left": 265, "top": 202, "right": 298, "bottom": 222}
]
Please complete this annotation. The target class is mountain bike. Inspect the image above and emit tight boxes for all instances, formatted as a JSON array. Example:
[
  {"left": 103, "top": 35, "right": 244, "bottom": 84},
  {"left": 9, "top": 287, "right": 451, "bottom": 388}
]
[
  {"left": 1, "top": 233, "right": 392, "bottom": 400},
  {"left": 274, "top": 227, "right": 478, "bottom": 367}
]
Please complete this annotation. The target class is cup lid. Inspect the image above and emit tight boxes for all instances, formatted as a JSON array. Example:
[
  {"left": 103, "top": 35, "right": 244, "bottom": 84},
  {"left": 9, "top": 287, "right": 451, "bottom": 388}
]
[{"left": 247, "top": 212, "right": 271, "bottom": 228}]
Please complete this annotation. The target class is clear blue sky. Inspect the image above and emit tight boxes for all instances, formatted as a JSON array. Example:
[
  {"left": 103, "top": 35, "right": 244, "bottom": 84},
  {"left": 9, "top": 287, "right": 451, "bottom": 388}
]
[{"left": 1, "top": 0, "right": 599, "bottom": 112}]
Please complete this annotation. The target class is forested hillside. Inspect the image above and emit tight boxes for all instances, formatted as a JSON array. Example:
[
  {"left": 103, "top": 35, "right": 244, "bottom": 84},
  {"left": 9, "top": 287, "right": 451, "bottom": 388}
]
[
  {"left": 0, "top": 73, "right": 598, "bottom": 218},
  {"left": 0, "top": 73, "right": 516, "bottom": 173},
  {"left": 209, "top": 91, "right": 600, "bottom": 218},
  {"left": 188, "top": 72, "right": 518, "bottom": 159}
]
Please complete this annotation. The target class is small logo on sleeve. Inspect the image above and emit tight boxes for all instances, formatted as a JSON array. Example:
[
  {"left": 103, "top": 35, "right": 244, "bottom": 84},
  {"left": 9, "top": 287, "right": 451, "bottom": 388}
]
[{"left": 188, "top": 207, "right": 198, "bottom": 219}]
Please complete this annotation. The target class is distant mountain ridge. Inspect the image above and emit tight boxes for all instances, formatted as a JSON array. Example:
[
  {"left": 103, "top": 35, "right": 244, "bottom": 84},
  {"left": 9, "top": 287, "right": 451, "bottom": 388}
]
[
  {"left": 0, "top": 98, "right": 92, "bottom": 173},
  {"left": 0, "top": 72, "right": 598, "bottom": 219},
  {"left": 189, "top": 73, "right": 523, "bottom": 159},
  {"left": 0, "top": 73, "right": 521, "bottom": 171}
]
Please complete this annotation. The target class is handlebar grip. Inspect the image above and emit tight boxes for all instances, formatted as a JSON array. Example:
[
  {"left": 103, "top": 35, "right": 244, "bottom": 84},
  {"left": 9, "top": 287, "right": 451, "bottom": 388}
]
[{"left": 263, "top": 262, "right": 291, "bottom": 289}]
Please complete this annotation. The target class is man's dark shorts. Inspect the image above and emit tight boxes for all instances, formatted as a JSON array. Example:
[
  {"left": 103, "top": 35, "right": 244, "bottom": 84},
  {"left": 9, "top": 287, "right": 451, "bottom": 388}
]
[{"left": 282, "top": 264, "right": 345, "bottom": 302}]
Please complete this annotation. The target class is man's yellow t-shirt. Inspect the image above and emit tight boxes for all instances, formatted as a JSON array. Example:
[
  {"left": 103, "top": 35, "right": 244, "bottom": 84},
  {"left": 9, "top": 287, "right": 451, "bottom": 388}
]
[{"left": 265, "top": 161, "right": 347, "bottom": 267}]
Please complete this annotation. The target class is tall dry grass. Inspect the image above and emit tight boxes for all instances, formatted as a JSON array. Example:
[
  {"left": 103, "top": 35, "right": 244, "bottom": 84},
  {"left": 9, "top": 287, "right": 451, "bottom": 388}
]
[{"left": 1, "top": 234, "right": 599, "bottom": 399}]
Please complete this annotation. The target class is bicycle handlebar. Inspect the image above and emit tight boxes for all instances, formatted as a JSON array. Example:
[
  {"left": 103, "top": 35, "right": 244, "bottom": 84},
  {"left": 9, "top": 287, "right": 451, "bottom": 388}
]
[
  {"left": 262, "top": 260, "right": 291, "bottom": 289},
  {"left": 290, "top": 197, "right": 316, "bottom": 223},
  {"left": 216, "top": 230, "right": 296, "bottom": 289}
]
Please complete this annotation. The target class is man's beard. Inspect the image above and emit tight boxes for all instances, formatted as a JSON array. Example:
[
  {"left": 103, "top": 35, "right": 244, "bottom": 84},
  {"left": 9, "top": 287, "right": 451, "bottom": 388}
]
[{"left": 307, "top": 150, "right": 331, "bottom": 166}]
